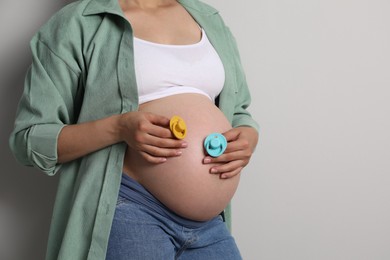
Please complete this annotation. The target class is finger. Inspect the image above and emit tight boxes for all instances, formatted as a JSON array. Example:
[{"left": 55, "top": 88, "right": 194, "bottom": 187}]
[
  {"left": 210, "top": 160, "right": 244, "bottom": 174},
  {"left": 132, "top": 125, "right": 186, "bottom": 148},
  {"left": 145, "top": 113, "right": 171, "bottom": 127},
  {"left": 224, "top": 140, "right": 247, "bottom": 153},
  {"left": 201, "top": 140, "right": 247, "bottom": 164},
  {"left": 137, "top": 119, "right": 173, "bottom": 139},
  {"left": 141, "top": 143, "right": 184, "bottom": 158},
  {"left": 204, "top": 149, "right": 246, "bottom": 164},
  {"left": 223, "top": 128, "right": 241, "bottom": 142},
  {"left": 210, "top": 160, "right": 243, "bottom": 173},
  {"left": 140, "top": 151, "right": 167, "bottom": 164},
  {"left": 203, "top": 141, "right": 246, "bottom": 164},
  {"left": 148, "top": 125, "right": 175, "bottom": 139},
  {"left": 145, "top": 134, "right": 187, "bottom": 149},
  {"left": 220, "top": 167, "right": 243, "bottom": 179}
]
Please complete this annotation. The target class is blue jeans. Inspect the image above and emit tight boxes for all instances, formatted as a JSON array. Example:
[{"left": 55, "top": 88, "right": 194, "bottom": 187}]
[{"left": 106, "top": 195, "right": 242, "bottom": 260}]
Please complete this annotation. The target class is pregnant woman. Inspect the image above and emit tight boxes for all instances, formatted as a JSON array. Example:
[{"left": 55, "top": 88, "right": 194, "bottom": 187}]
[{"left": 9, "top": 0, "right": 259, "bottom": 259}]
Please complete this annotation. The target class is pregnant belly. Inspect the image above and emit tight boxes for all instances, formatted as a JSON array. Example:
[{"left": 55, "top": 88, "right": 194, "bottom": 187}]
[{"left": 123, "top": 94, "right": 240, "bottom": 221}]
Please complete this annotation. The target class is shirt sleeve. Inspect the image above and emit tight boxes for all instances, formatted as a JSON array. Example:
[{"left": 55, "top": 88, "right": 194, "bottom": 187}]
[
  {"left": 9, "top": 36, "right": 80, "bottom": 176},
  {"left": 225, "top": 27, "right": 260, "bottom": 132}
]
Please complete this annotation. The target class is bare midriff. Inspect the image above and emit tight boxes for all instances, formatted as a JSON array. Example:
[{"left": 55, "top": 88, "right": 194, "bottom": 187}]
[{"left": 123, "top": 94, "right": 240, "bottom": 221}]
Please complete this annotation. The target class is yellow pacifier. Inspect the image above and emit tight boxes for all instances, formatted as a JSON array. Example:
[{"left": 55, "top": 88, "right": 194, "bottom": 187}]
[{"left": 170, "top": 115, "right": 187, "bottom": 139}]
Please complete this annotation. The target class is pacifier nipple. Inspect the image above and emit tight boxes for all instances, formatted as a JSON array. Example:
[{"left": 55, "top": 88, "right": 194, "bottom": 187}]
[
  {"left": 175, "top": 120, "right": 185, "bottom": 132},
  {"left": 209, "top": 137, "right": 221, "bottom": 149}
]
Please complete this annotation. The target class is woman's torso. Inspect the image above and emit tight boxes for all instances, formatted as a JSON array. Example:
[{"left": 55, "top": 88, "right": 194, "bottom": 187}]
[{"left": 121, "top": 1, "right": 239, "bottom": 221}]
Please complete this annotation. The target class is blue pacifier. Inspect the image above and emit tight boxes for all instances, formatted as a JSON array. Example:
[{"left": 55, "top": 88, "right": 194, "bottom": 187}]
[{"left": 204, "top": 133, "right": 227, "bottom": 157}]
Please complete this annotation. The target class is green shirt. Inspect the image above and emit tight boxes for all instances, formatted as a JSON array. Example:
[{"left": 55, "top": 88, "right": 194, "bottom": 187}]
[{"left": 9, "top": 0, "right": 259, "bottom": 259}]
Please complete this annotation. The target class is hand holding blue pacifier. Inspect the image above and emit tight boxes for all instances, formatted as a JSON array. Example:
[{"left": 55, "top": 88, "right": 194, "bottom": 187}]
[{"left": 204, "top": 133, "right": 227, "bottom": 157}]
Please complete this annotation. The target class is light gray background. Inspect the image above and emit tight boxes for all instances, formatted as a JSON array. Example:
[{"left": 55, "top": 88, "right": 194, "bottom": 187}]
[{"left": 1, "top": 1, "right": 389, "bottom": 260}]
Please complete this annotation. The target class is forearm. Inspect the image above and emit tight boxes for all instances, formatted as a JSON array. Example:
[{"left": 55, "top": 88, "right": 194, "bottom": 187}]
[{"left": 57, "top": 114, "right": 123, "bottom": 163}]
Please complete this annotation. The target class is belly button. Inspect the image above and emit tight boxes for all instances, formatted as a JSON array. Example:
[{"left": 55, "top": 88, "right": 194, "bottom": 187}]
[
  {"left": 170, "top": 115, "right": 187, "bottom": 139},
  {"left": 204, "top": 133, "right": 227, "bottom": 157}
]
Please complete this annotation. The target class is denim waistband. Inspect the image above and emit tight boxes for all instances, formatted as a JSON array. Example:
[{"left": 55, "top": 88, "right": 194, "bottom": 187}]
[{"left": 119, "top": 173, "right": 209, "bottom": 229}]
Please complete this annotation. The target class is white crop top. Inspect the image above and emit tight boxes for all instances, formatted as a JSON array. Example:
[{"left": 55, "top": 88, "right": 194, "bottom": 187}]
[{"left": 133, "top": 28, "right": 225, "bottom": 104}]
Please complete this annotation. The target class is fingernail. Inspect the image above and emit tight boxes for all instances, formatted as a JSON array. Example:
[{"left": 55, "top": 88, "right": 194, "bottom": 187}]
[
  {"left": 181, "top": 142, "right": 188, "bottom": 148},
  {"left": 176, "top": 150, "right": 182, "bottom": 156},
  {"left": 210, "top": 168, "right": 218, "bottom": 173},
  {"left": 221, "top": 174, "right": 227, "bottom": 179},
  {"left": 203, "top": 158, "right": 211, "bottom": 164}
]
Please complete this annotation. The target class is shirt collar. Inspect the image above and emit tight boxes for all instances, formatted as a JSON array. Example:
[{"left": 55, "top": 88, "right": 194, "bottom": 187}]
[
  {"left": 178, "top": 0, "right": 219, "bottom": 16},
  {"left": 83, "top": 0, "right": 124, "bottom": 16},
  {"left": 82, "top": 0, "right": 218, "bottom": 17}
]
